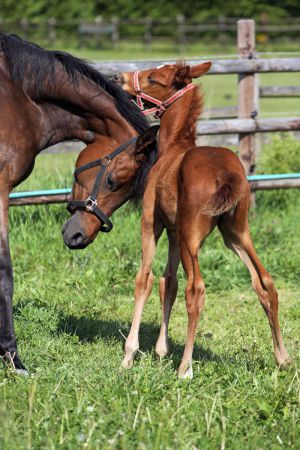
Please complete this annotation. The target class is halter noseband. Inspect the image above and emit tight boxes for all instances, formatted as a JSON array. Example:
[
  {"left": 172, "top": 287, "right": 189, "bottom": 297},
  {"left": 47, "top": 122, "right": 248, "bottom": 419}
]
[
  {"left": 67, "top": 136, "right": 138, "bottom": 233},
  {"left": 133, "top": 70, "right": 195, "bottom": 118}
]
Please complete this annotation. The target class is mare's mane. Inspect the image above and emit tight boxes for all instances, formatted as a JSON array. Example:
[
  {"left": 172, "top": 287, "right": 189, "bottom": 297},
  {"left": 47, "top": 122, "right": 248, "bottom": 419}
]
[{"left": 0, "top": 33, "right": 149, "bottom": 134}]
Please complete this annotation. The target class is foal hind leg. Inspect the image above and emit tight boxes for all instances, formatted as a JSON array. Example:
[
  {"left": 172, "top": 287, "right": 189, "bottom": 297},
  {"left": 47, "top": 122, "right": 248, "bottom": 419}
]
[
  {"left": 155, "top": 230, "right": 180, "bottom": 357},
  {"left": 122, "top": 218, "right": 163, "bottom": 369},
  {"left": 219, "top": 213, "right": 290, "bottom": 367},
  {"left": 177, "top": 217, "right": 214, "bottom": 379}
]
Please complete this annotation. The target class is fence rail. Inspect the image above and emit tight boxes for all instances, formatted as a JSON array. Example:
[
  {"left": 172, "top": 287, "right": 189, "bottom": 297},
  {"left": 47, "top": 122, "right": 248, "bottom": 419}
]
[
  {"left": 9, "top": 173, "right": 300, "bottom": 206},
  {"left": 94, "top": 58, "right": 300, "bottom": 75},
  {"left": 1, "top": 16, "right": 300, "bottom": 49},
  {"left": 7, "top": 19, "right": 300, "bottom": 206}
]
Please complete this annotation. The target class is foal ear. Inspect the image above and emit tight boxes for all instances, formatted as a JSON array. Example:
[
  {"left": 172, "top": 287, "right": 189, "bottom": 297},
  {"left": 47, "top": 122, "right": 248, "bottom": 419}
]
[
  {"left": 190, "top": 62, "right": 211, "bottom": 78},
  {"left": 135, "top": 125, "right": 160, "bottom": 155},
  {"left": 173, "top": 66, "right": 191, "bottom": 86}
]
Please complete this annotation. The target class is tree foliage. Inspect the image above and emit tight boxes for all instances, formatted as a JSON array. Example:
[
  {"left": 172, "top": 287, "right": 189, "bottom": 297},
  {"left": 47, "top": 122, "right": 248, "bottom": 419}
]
[{"left": 1, "top": 0, "right": 299, "bottom": 21}]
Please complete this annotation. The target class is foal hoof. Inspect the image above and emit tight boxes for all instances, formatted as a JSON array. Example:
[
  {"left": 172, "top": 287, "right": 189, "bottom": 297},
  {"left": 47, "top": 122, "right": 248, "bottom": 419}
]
[
  {"left": 275, "top": 349, "right": 292, "bottom": 369},
  {"left": 155, "top": 346, "right": 169, "bottom": 358},
  {"left": 277, "top": 356, "right": 292, "bottom": 370},
  {"left": 177, "top": 365, "right": 193, "bottom": 380},
  {"left": 121, "top": 356, "right": 134, "bottom": 370}
]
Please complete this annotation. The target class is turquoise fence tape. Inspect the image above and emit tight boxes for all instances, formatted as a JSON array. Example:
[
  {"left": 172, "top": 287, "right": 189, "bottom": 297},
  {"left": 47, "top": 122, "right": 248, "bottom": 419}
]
[{"left": 8, "top": 173, "right": 300, "bottom": 200}]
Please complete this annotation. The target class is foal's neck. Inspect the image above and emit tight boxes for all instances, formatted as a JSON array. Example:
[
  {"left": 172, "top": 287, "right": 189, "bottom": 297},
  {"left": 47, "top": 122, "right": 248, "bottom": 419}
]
[{"left": 158, "top": 87, "right": 203, "bottom": 153}]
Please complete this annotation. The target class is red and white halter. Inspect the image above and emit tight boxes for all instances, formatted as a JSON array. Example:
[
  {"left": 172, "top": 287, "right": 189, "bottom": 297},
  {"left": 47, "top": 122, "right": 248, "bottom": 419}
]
[{"left": 133, "top": 71, "right": 195, "bottom": 119}]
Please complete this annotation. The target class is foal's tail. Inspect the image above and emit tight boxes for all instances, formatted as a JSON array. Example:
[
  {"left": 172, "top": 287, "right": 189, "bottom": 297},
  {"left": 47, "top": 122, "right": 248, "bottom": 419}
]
[{"left": 201, "top": 172, "right": 245, "bottom": 216}]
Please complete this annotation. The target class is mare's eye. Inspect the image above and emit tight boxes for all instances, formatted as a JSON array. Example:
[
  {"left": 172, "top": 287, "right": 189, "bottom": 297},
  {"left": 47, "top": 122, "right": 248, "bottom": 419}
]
[{"left": 106, "top": 174, "right": 118, "bottom": 191}]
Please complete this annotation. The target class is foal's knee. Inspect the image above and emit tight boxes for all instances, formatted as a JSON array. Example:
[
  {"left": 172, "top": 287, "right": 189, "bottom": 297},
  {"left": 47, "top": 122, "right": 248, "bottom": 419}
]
[{"left": 135, "top": 271, "right": 154, "bottom": 293}]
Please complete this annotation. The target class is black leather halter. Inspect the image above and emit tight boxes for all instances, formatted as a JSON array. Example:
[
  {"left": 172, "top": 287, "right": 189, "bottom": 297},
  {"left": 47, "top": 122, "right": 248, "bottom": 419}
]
[{"left": 67, "top": 136, "right": 138, "bottom": 233}]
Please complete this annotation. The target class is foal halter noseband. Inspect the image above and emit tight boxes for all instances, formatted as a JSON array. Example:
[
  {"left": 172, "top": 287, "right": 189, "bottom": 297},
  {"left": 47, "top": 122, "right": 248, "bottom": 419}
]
[
  {"left": 133, "top": 70, "right": 195, "bottom": 118},
  {"left": 67, "top": 136, "right": 138, "bottom": 233}
]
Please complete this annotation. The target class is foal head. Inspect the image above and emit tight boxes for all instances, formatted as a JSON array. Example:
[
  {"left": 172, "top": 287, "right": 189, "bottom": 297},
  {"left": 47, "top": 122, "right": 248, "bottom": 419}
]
[
  {"left": 62, "top": 127, "right": 159, "bottom": 249},
  {"left": 116, "top": 61, "right": 211, "bottom": 114}
]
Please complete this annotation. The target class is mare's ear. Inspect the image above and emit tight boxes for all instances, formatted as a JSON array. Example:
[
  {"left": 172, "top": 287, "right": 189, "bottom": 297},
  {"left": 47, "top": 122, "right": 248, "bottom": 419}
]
[
  {"left": 190, "top": 62, "right": 211, "bottom": 78},
  {"left": 135, "top": 125, "right": 160, "bottom": 155},
  {"left": 173, "top": 66, "right": 191, "bottom": 86}
]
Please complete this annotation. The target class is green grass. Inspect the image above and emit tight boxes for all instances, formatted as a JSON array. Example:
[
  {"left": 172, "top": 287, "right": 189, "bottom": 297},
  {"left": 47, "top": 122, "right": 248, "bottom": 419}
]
[{"left": 1, "top": 149, "right": 300, "bottom": 449}]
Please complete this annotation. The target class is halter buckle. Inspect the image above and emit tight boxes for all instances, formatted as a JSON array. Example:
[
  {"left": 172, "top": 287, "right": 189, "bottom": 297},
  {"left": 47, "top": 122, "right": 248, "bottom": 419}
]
[
  {"left": 154, "top": 106, "right": 166, "bottom": 119},
  {"left": 100, "top": 156, "right": 111, "bottom": 166},
  {"left": 85, "top": 196, "right": 97, "bottom": 211}
]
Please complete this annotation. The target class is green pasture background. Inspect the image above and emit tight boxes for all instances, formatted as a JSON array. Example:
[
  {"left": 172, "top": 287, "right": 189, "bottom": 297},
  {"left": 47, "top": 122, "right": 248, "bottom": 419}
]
[
  {"left": 0, "top": 137, "right": 300, "bottom": 449},
  {"left": 0, "top": 31, "right": 299, "bottom": 449}
]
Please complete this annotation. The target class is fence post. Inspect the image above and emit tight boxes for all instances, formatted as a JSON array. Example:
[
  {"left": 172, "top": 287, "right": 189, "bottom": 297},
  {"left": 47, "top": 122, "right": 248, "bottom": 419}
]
[
  {"left": 237, "top": 19, "right": 259, "bottom": 176},
  {"left": 144, "top": 18, "right": 153, "bottom": 52},
  {"left": 47, "top": 18, "right": 56, "bottom": 46},
  {"left": 177, "top": 15, "right": 187, "bottom": 54},
  {"left": 111, "top": 16, "right": 120, "bottom": 49}
]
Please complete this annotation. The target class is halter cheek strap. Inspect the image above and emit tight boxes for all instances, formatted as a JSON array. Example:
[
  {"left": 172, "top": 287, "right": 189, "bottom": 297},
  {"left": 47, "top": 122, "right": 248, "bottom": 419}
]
[
  {"left": 67, "top": 136, "right": 138, "bottom": 233},
  {"left": 133, "top": 71, "right": 195, "bottom": 118}
]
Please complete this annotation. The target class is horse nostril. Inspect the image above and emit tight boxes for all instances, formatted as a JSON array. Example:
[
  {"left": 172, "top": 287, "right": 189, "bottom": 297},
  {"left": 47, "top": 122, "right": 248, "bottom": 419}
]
[
  {"left": 71, "top": 232, "right": 84, "bottom": 247},
  {"left": 113, "top": 73, "right": 121, "bottom": 82}
]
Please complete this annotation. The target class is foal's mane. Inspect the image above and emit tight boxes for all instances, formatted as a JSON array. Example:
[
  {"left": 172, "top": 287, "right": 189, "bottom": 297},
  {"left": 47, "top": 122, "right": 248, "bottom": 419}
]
[
  {"left": 0, "top": 33, "right": 149, "bottom": 134},
  {"left": 174, "top": 61, "right": 204, "bottom": 142}
]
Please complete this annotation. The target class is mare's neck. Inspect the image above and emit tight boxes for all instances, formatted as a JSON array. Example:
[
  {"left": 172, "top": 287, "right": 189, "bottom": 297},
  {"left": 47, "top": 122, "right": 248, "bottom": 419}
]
[
  {"left": 158, "top": 87, "right": 202, "bottom": 153},
  {"left": 38, "top": 101, "right": 136, "bottom": 153},
  {"left": 38, "top": 104, "right": 90, "bottom": 151},
  {"left": 49, "top": 67, "right": 137, "bottom": 145}
]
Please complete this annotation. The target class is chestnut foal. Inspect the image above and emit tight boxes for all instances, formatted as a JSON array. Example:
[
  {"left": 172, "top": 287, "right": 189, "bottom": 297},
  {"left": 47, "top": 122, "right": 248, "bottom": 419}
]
[{"left": 117, "top": 62, "right": 290, "bottom": 378}]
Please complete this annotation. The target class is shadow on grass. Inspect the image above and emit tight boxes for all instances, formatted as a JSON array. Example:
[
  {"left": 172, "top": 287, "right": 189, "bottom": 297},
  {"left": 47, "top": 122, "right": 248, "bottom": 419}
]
[{"left": 57, "top": 314, "right": 225, "bottom": 365}]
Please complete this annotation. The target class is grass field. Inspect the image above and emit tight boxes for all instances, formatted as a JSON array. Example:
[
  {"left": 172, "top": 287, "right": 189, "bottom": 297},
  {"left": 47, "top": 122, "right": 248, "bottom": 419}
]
[
  {"left": 0, "top": 142, "right": 300, "bottom": 449},
  {"left": 1, "top": 41, "right": 300, "bottom": 449}
]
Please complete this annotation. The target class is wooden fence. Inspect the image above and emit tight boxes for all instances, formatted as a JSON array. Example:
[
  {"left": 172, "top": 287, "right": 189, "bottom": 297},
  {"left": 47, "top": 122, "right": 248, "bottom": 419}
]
[
  {"left": 91, "top": 20, "right": 300, "bottom": 178},
  {"left": 8, "top": 19, "right": 300, "bottom": 204},
  {"left": 2, "top": 16, "right": 300, "bottom": 50}
]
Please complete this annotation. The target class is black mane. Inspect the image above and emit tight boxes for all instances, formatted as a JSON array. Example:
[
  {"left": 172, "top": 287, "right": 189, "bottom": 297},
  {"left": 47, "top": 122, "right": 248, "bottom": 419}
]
[{"left": 0, "top": 33, "right": 149, "bottom": 134}]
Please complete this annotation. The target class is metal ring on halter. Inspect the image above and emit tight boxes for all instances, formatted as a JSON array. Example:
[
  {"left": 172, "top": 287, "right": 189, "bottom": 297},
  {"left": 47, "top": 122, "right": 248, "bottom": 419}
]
[
  {"left": 100, "top": 156, "right": 111, "bottom": 166},
  {"left": 85, "top": 196, "right": 97, "bottom": 211}
]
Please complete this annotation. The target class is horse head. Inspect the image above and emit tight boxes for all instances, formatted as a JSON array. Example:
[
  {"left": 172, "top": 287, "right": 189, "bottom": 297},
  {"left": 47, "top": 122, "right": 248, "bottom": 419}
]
[
  {"left": 115, "top": 61, "right": 211, "bottom": 117},
  {"left": 62, "top": 127, "right": 159, "bottom": 249}
]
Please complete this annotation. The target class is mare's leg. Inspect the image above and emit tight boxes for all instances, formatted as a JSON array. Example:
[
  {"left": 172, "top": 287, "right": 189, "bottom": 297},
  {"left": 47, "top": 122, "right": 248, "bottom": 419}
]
[
  {"left": 155, "top": 230, "right": 180, "bottom": 357},
  {"left": 218, "top": 206, "right": 290, "bottom": 367},
  {"left": 122, "top": 217, "right": 163, "bottom": 369},
  {"left": 177, "top": 216, "right": 214, "bottom": 379},
  {"left": 0, "top": 193, "right": 27, "bottom": 374}
]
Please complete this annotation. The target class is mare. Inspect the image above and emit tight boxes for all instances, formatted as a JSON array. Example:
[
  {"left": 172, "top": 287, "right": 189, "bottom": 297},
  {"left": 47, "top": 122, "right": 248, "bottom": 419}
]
[
  {"left": 112, "top": 61, "right": 289, "bottom": 378},
  {"left": 0, "top": 33, "right": 149, "bottom": 374}
]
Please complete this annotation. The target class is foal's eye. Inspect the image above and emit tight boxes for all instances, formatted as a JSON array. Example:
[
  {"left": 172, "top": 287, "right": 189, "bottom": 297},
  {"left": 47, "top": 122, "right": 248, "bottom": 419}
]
[
  {"left": 106, "top": 174, "right": 118, "bottom": 191},
  {"left": 148, "top": 76, "right": 155, "bottom": 85}
]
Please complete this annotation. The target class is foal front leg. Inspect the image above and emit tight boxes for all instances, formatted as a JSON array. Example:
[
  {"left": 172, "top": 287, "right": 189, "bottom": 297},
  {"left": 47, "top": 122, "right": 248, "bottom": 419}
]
[
  {"left": 0, "top": 193, "right": 27, "bottom": 374},
  {"left": 155, "top": 230, "right": 180, "bottom": 357},
  {"left": 122, "top": 218, "right": 163, "bottom": 369}
]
